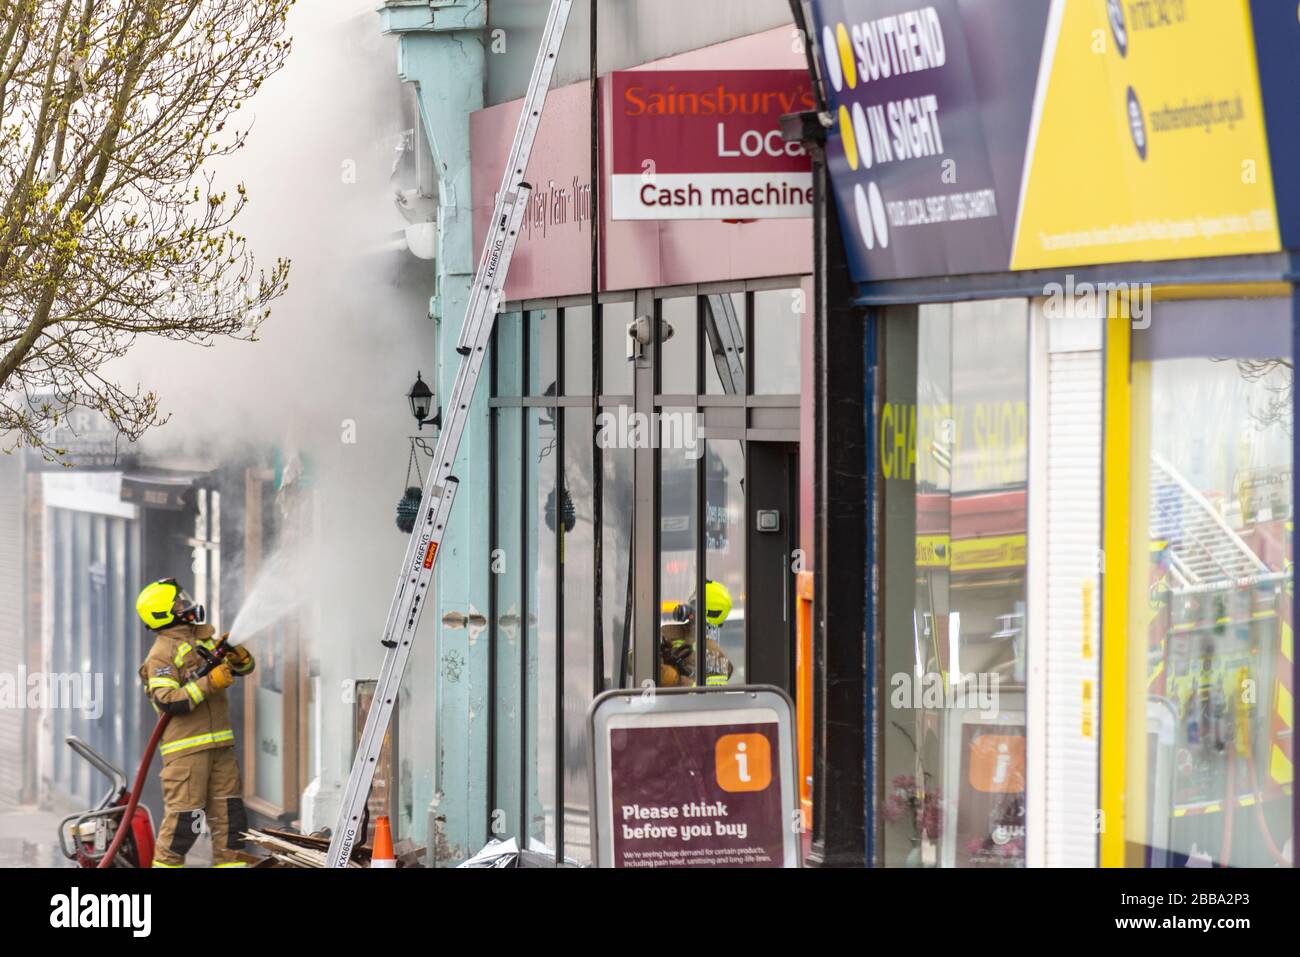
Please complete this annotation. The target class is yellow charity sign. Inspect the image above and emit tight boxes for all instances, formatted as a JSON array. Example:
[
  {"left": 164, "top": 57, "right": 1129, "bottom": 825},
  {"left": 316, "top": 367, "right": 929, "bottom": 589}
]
[
  {"left": 916, "top": 534, "right": 951, "bottom": 568},
  {"left": 951, "top": 535, "right": 1026, "bottom": 573},
  {"left": 1011, "top": 0, "right": 1280, "bottom": 270}
]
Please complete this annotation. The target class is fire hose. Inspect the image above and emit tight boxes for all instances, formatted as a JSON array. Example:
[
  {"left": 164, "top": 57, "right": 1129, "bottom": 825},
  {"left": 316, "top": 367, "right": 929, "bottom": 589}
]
[
  {"left": 1217, "top": 666, "right": 1288, "bottom": 868},
  {"left": 98, "top": 713, "right": 170, "bottom": 868},
  {"left": 1245, "top": 748, "right": 1290, "bottom": 866},
  {"left": 1221, "top": 747, "right": 1292, "bottom": 867}
]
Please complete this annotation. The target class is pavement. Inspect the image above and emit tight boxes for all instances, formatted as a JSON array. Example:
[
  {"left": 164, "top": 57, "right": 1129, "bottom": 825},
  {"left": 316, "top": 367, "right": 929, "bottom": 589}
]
[{"left": 0, "top": 805, "right": 74, "bottom": 868}]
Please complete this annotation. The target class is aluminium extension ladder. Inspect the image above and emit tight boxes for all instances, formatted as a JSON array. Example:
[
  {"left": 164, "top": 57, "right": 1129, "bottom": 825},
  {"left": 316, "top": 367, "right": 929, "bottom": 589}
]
[{"left": 326, "top": 0, "right": 575, "bottom": 868}]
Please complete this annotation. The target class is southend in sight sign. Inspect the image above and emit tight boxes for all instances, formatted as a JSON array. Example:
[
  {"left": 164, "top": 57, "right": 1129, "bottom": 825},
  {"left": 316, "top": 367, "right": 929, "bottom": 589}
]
[{"left": 807, "top": 0, "right": 1295, "bottom": 282}]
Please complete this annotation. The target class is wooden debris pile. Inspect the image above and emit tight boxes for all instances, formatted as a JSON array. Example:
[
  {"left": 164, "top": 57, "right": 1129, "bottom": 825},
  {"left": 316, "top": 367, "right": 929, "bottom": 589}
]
[
  {"left": 243, "top": 828, "right": 367, "bottom": 868},
  {"left": 242, "top": 827, "right": 426, "bottom": 868}
]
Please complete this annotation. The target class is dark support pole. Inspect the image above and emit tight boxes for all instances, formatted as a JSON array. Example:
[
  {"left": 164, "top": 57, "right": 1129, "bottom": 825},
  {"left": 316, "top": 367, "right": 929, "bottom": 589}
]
[
  {"left": 786, "top": 0, "right": 870, "bottom": 868},
  {"left": 555, "top": 313, "right": 566, "bottom": 865},
  {"left": 486, "top": 312, "right": 499, "bottom": 841},
  {"left": 519, "top": 318, "right": 530, "bottom": 846},
  {"left": 590, "top": 0, "right": 604, "bottom": 698},
  {"left": 633, "top": 290, "right": 659, "bottom": 688},
  {"left": 807, "top": 148, "right": 870, "bottom": 869},
  {"left": 695, "top": 297, "right": 707, "bottom": 685}
]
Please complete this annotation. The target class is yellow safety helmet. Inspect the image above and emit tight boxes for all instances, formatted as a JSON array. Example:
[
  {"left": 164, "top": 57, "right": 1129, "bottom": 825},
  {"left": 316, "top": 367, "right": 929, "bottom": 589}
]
[
  {"left": 136, "top": 578, "right": 204, "bottom": 630},
  {"left": 704, "top": 580, "right": 732, "bottom": 628}
]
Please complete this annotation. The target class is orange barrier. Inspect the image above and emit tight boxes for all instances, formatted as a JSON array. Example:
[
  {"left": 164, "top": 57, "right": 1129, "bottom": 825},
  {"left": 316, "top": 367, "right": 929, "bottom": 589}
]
[{"left": 796, "top": 570, "right": 815, "bottom": 832}]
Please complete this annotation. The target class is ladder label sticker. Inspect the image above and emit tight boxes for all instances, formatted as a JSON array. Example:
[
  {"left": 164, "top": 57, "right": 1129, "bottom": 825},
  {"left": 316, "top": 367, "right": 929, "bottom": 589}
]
[
  {"left": 486, "top": 233, "right": 507, "bottom": 280},
  {"left": 423, "top": 541, "right": 439, "bottom": 569}
]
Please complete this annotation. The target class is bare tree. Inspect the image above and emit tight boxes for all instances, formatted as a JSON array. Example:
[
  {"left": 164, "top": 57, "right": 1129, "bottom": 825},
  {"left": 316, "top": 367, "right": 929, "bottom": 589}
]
[
  {"left": 1213, "top": 357, "right": 1294, "bottom": 437},
  {"left": 0, "top": 0, "right": 294, "bottom": 458}
]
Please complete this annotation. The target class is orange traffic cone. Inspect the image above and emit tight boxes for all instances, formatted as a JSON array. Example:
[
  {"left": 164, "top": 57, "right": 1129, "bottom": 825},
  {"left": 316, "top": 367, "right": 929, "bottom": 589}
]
[{"left": 371, "top": 815, "right": 397, "bottom": 868}]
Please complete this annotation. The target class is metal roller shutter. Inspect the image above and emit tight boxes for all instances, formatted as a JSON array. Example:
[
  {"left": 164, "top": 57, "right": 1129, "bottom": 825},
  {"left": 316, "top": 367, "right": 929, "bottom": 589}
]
[{"left": 1044, "top": 314, "right": 1103, "bottom": 867}]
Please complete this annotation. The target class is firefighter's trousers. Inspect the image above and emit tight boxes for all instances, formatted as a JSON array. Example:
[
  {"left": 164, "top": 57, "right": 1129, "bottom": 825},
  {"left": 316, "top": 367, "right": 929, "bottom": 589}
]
[{"left": 153, "top": 746, "right": 248, "bottom": 867}]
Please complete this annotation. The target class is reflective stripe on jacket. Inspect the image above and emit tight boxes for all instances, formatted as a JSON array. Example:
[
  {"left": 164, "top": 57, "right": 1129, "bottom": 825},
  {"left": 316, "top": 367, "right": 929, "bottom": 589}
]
[
  {"left": 138, "top": 623, "right": 255, "bottom": 765},
  {"left": 661, "top": 632, "right": 734, "bottom": 687},
  {"left": 159, "top": 730, "right": 236, "bottom": 756}
]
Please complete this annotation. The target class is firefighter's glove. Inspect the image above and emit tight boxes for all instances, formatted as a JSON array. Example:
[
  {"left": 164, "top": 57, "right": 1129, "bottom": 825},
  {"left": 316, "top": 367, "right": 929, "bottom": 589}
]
[
  {"left": 209, "top": 662, "right": 235, "bottom": 691},
  {"left": 225, "top": 644, "right": 252, "bottom": 671},
  {"left": 659, "top": 663, "right": 684, "bottom": 687},
  {"left": 664, "top": 640, "right": 692, "bottom": 669}
]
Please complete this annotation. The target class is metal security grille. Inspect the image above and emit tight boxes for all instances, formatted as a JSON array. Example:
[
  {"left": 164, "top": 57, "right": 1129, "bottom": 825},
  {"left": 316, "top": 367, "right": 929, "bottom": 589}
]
[
  {"left": 1044, "top": 339, "right": 1102, "bottom": 867},
  {"left": 46, "top": 508, "right": 144, "bottom": 809}
]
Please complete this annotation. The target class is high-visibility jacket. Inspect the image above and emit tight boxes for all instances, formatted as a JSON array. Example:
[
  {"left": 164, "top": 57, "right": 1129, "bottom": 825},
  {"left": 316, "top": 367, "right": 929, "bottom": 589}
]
[
  {"left": 660, "top": 627, "right": 734, "bottom": 687},
  {"left": 138, "top": 623, "right": 255, "bottom": 764}
]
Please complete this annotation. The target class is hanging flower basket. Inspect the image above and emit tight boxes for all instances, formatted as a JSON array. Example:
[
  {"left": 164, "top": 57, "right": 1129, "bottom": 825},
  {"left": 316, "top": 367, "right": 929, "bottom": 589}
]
[
  {"left": 396, "top": 486, "right": 422, "bottom": 533},
  {"left": 545, "top": 486, "right": 577, "bottom": 534}
]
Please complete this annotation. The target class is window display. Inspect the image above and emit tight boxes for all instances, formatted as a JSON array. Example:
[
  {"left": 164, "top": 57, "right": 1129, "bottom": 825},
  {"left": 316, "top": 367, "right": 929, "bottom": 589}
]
[
  {"left": 881, "top": 299, "right": 1029, "bottom": 867},
  {"left": 1128, "top": 298, "right": 1293, "bottom": 867}
]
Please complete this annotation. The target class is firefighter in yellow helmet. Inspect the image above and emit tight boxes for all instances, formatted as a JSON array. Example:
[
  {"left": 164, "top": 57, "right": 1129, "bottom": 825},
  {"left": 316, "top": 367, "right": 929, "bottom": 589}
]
[
  {"left": 135, "top": 578, "right": 255, "bottom": 867},
  {"left": 659, "top": 580, "right": 735, "bottom": 687}
]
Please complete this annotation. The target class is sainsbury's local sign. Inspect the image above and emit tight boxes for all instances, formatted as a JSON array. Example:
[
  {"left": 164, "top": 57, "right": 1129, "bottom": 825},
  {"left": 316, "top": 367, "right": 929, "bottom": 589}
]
[{"left": 610, "top": 70, "right": 815, "bottom": 221}]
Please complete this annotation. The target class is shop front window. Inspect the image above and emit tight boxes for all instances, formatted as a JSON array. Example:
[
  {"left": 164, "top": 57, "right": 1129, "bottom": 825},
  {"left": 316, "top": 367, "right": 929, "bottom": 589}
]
[
  {"left": 881, "top": 299, "right": 1030, "bottom": 868},
  {"left": 599, "top": 299, "right": 635, "bottom": 692},
  {"left": 525, "top": 402, "right": 557, "bottom": 849},
  {"left": 1128, "top": 298, "right": 1293, "bottom": 867},
  {"left": 490, "top": 281, "right": 806, "bottom": 861},
  {"left": 753, "top": 288, "right": 802, "bottom": 395},
  {"left": 191, "top": 488, "right": 220, "bottom": 630},
  {"left": 492, "top": 302, "right": 610, "bottom": 859},
  {"left": 706, "top": 439, "right": 746, "bottom": 684},
  {"left": 564, "top": 305, "right": 593, "bottom": 396},
  {"left": 491, "top": 312, "right": 523, "bottom": 840},
  {"left": 704, "top": 293, "right": 746, "bottom": 396},
  {"left": 561, "top": 406, "right": 595, "bottom": 862},
  {"left": 493, "top": 403, "right": 523, "bottom": 840},
  {"left": 252, "top": 626, "right": 286, "bottom": 808},
  {"left": 658, "top": 406, "right": 699, "bottom": 686},
  {"left": 660, "top": 297, "right": 698, "bottom": 395},
  {"left": 602, "top": 428, "right": 634, "bottom": 689},
  {"left": 528, "top": 308, "right": 557, "bottom": 397},
  {"left": 602, "top": 301, "right": 635, "bottom": 397}
]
